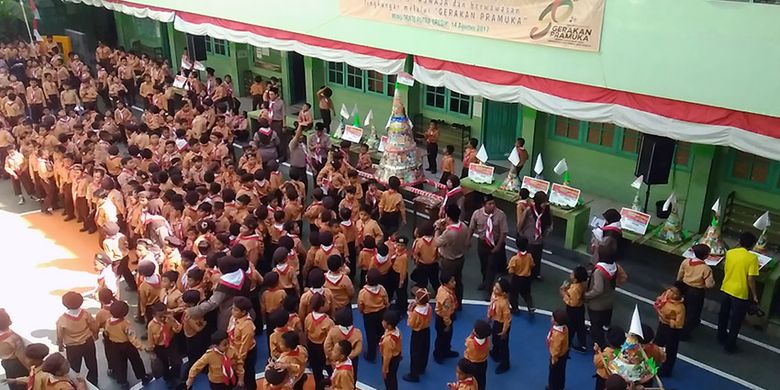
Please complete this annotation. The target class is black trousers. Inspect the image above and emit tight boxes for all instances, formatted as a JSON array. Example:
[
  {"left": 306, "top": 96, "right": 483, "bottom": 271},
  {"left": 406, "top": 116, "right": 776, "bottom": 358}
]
[
  {"left": 491, "top": 321, "right": 510, "bottom": 369},
  {"left": 117, "top": 255, "right": 137, "bottom": 291},
  {"left": 548, "top": 355, "right": 568, "bottom": 390},
  {"left": 320, "top": 109, "right": 332, "bottom": 132},
  {"left": 393, "top": 275, "right": 408, "bottom": 313},
  {"left": 415, "top": 262, "right": 440, "bottom": 292},
  {"left": 289, "top": 166, "right": 308, "bottom": 194},
  {"left": 682, "top": 285, "right": 705, "bottom": 338},
  {"left": 65, "top": 340, "right": 98, "bottom": 385},
  {"left": 1, "top": 358, "right": 27, "bottom": 390},
  {"left": 47, "top": 94, "right": 60, "bottom": 111},
  {"left": 717, "top": 293, "right": 749, "bottom": 350},
  {"left": 363, "top": 309, "right": 385, "bottom": 361},
  {"left": 409, "top": 328, "right": 430, "bottom": 377},
  {"left": 347, "top": 242, "right": 357, "bottom": 280},
  {"left": 477, "top": 241, "right": 507, "bottom": 290},
  {"left": 440, "top": 257, "right": 465, "bottom": 308},
  {"left": 433, "top": 314, "right": 453, "bottom": 359},
  {"left": 209, "top": 382, "right": 233, "bottom": 390},
  {"left": 566, "top": 305, "right": 587, "bottom": 348},
  {"left": 528, "top": 242, "right": 544, "bottom": 279},
  {"left": 184, "top": 330, "right": 210, "bottom": 378},
  {"left": 381, "top": 354, "right": 399, "bottom": 390},
  {"left": 29, "top": 103, "right": 44, "bottom": 122},
  {"left": 243, "top": 346, "right": 258, "bottom": 390},
  {"left": 152, "top": 345, "right": 181, "bottom": 381},
  {"left": 61, "top": 182, "right": 75, "bottom": 218},
  {"left": 656, "top": 323, "right": 680, "bottom": 375},
  {"left": 11, "top": 172, "right": 35, "bottom": 197},
  {"left": 41, "top": 179, "right": 57, "bottom": 212},
  {"left": 426, "top": 142, "right": 438, "bottom": 172},
  {"left": 510, "top": 275, "right": 533, "bottom": 311},
  {"left": 308, "top": 341, "right": 327, "bottom": 390},
  {"left": 380, "top": 211, "right": 401, "bottom": 237},
  {"left": 472, "top": 360, "right": 487, "bottom": 390},
  {"left": 587, "top": 307, "right": 613, "bottom": 348},
  {"left": 110, "top": 341, "right": 147, "bottom": 383}
]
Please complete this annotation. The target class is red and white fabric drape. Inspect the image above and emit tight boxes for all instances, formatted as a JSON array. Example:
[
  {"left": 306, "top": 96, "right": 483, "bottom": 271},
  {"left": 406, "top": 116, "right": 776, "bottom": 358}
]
[
  {"left": 63, "top": 0, "right": 175, "bottom": 22},
  {"left": 413, "top": 56, "right": 780, "bottom": 161}
]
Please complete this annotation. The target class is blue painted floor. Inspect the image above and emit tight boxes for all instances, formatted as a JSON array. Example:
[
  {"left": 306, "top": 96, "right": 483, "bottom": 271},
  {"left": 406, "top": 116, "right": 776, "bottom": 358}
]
[{"left": 143, "top": 303, "right": 749, "bottom": 390}]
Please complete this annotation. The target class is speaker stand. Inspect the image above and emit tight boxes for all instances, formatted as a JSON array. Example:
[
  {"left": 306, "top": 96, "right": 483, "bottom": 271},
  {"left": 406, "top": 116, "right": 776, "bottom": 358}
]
[{"left": 643, "top": 185, "right": 651, "bottom": 213}]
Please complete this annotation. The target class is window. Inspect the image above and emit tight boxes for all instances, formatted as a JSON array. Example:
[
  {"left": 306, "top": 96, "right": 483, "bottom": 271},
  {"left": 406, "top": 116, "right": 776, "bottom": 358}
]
[
  {"left": 327, "top": 62, "right": 344, "bottom": 85},
  {"left": 386, "top": 75, "right": 397, "bottom": 97},
  {"left": 731, "top": 151, "right": 770, "bottom": 184},
  {"left": 213, "top": 39, "right": 229, "bottom": 56},
  {"left": 346, "top": 65, "right": 363, "bottom": 90},
  {"left": 586, "top": 122, "right": 615, "bottom": 147},
  {"left": 554, "top": 117, "right": 580, "bottom": 140},
  {"left": 675, "top": 142, "right": 692, "bottom": 166},
  {"left": 366, "top": 70, "right": 385, "bottom": 94},
  {"left": 621, "top": 129, "right": 641, "bottom": 154},
  {"left": 202, "top": 36, "right": 229, "bottom": 56},
  {"left": 449, "top": 91, "right": 471, "bottom": 115},
  {"left": 425, "top": 86, "right": 446, "bottom": 109}
]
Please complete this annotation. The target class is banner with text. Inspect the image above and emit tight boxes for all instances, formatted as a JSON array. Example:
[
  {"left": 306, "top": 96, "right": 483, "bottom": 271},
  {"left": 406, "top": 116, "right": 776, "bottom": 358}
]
[{"left": 340, "top": 0, "right": 606, "bottom": 52}]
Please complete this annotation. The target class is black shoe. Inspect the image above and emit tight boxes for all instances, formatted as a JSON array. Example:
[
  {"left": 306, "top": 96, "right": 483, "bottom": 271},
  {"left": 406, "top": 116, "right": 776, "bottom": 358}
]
[
  {"left": 87, "top": 229, "right": 97, "bottom": 234},
  {"left": 63, "top": 216, "right": 75, "bottom": 222},
  {"left": 430, "top": 170, "right": 437, "bottom": 174},
  {"left": 41, "top": 210, "right": 52, "bottom": 215},
  {"left": 141, "top": 375, "right": 153, "bottom": 385},
  {"left": 402, "top": 374, "right": 420, "bottom": 382},
  {"left": 434, "top": 357, "right": 444, "bottom": 364},
  {"left": 363, "top": 354, "right": 375, "bottom": 363},
  {"left": 495, "top": 365, "right": 510, "bottom": 374},
  {"left": 107, "top": 369, "right": 115, "bottom": 379},
  {"left": 445, "top": 350, "right": 459, "bottom": 359},
  {"left": 573, "top": 345, "right": 588, "bottom": 354},
  {"left": 477, "top": 283, "right": 487, "bottom": 291},
  {"left": 79, "top": 227, "right": 89, "bottom": 232},
  {"left": 489, "top": 350, "right": 498, "bottom": 361}
]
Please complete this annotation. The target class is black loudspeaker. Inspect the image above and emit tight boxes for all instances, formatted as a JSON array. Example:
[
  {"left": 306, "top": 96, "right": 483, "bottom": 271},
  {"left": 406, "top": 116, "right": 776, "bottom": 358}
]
[
  {"left": 635, "top": 134, "right": 676, "bottom": 185},
  {"left": 186, "top": 34, "right": 208, "bottom": 61}
]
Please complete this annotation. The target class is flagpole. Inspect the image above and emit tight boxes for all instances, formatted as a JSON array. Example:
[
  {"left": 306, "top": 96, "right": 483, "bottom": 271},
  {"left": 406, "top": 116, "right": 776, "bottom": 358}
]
[{"left": 18, "top": 0, "right": 35, "bottom": 46}]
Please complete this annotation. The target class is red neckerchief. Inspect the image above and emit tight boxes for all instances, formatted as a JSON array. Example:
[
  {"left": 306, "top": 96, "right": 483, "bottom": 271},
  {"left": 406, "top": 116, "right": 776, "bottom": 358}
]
[
  {"left": 594, "top": 262, "right": 617, "bottom": 280},
  {"left": 447, "top": 221, "right": 463, "bottom": 232},
  {"left": 602, "top": 225, "right": 621, "bottom": 233},
  {"left": 153, "top": 318, "right": 172, "bottom": 347},
  {"left": 469, "top": 335, "right": 488, "bottom": 350},
  {"left": 0, "top": 330, "right": 14, "bottom": 342},
  {"left": 325, "top": 272, "right": 343, "bottom": 286},
  {"left": 212, "top": 347, "right": 236, "bottom": 385},
  {"left": 688, "top": 258, "right": 705, "bottom": 265},
  {"left": 339, "top": 326, "right": 354, "bottom": 339},
  {"left": 546, "top": 325, "right": 565, "bottom": 348},
  {"left": 218, "top": 270, "right": 246, "bottom": 290}
]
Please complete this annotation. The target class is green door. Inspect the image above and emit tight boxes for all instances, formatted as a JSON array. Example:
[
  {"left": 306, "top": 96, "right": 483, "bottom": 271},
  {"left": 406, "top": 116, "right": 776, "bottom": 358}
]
[{"left": 483, "top": 100, "right": 520, "bottom": 159}]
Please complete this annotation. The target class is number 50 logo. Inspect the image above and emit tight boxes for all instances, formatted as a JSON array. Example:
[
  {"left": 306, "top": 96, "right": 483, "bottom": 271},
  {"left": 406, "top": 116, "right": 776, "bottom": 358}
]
[{"left": 530, "top": 0, "right": 574, "bottom": 40}]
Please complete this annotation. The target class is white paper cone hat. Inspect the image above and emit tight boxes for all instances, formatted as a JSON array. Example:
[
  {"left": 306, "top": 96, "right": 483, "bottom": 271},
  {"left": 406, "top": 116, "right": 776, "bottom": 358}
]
[
  {"left": 553, "top": 158, "right": 568, "bottom": 175},
  {"left": 662, "top": 192, "right": 676, "bottom": 212},
  {"left": 350, "top": 104, "right": 358, "bottom": 117},
  {"left": 711, "top": 198, "right": 721, "bottom": 215},
  {"left": 754, "top": 211, "right": 771, "bottom": 230},
  {"left": 533, "top": 154, "right": 544, "bottom": 175},
  {"left": 629, "top": 305, "right": 644, "bottom": 339},
  {"left": 476, "top": 145, "right": 489, "bottom": 163},
  {"left": 340, "top": 104, "right": 350, "bottom": 120},
  {"left": 508, "top": 147, "right": 520, "bottom": 166},
  {"left": 631, "top": 175, "right": 643, "bottom": 189},
  {"left": 364, "top": 109, "right": 373, "bottom": 126}
]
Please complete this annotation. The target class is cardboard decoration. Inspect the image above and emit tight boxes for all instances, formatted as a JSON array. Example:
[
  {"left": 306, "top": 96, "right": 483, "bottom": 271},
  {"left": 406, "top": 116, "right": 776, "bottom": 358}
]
[
  {"left": 341, "top": 125, "right": 364, "bottom": 143},
  {"left": 549, "top": 183, "right": 581, "bottom": 208},
  {"left": 364, "top": 109, "right": 374, "bottom": 126},
  {"left": 508, "top": 147, "right": 520, "bottom": 166},
  {"left": 340, "top": 104, "right": 350, "bottom": 120},
  {"left": 533, "top": 154, "right": 544, "bottom": 175},
  {"left": 711, "top": 198, "right": 721, "bottom": 215},
  {"left": 631, "top": 175, "right": 643, "bottom": 189},
  {"left": 468, "top": 163, "right": 495, "bottom": 184},
  {"left": 377, "top": 135, "right": 388, "bottom": 152},
  {"left": 620, "top": 207, "right": 652, "bottom": 235},
  {"left": 629, "top": 305, "right": 644, "bottom": 339},
  {"left": 476, "top": 144, "right": 489, "bottom": 163},
  {"left": 754, "top": 211, "right": 771, "bottom": 230},
  {"left": 553, "top": 158, "right": 568, "bottom": 175},
  {"left": 521, "top": 176, "right": 551, "bottom": 197}
]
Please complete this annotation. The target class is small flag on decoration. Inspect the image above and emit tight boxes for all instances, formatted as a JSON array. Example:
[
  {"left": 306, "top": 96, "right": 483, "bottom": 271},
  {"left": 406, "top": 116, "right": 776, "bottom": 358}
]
[
  {"left": 397, "top": 72, "right": 415, "bottom": 86},
  {"left": 753, "top": 211, "right": 771, "bottom": 230},
  {"left": 508, "top": 147, "right": 520, "bottom": 166},
  {"left": 476, "top": 145, "right": 488, "bottom": 163},
  {"left": 363, "top": 109, "right": 373, "bottom": 126},
  {"left": 533, "top": 154, "right": 544, "bottom": 175},
  {"left": 340, "top": 104, "right": 350, "bottom": 120},
  {"left": 631, "top": 175, "right": 643, "bottom": 189},
  {"left": 662, "top": 192, "right": 676, "bottom": 212},
  {"left": 629, "top": 305, "right": 644, "bottom": 339},
  {"left": 711, "top": 198, "right": 721, "bottom": 215},
  {"left": 554, "top": 158, "right": 570, "bottom": 184}
]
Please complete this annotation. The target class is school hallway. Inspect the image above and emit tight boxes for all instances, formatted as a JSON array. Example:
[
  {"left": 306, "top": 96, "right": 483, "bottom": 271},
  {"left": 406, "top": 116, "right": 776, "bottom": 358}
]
[{"left": 0, "top": 174, "right": 777, "bottom": 390}]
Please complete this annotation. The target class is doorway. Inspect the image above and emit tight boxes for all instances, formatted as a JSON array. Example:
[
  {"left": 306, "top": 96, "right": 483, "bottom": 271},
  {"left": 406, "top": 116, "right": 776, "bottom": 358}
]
[
  {"left": 482, "top": 100, "right": 520, "bottom": 159},
  {"left": 287, "top": 52, "right": 306, "bottom": 104}
]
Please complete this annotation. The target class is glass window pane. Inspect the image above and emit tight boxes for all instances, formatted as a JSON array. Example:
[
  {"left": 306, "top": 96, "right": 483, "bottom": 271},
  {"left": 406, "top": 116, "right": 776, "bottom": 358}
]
[
  {"left": 367, "top": 70, "right": 384, "bottom": 93},
  {"left": 567, "top": 120, "right": 580, "bottom": 139},
  {"left": 602, "top": 124, "right": 615, "bottom": 146},
  {"left": 752, "top": 157, "right": 770, "bottom": 183},
  {"left": 675, "top": 142, "right": 691, "bottom": 166},
  {"left": 426, "top": 86, "right": 446, "bottom": 109},
  {"left": 346, "top": 65, "right": 363, "bottom": 89},
  {"left": 386, "top": 75, "right": 396, "bottom": 96},
  {"left": 555, "top": 117, "right": 567, "bottom": 137},
  {"left": 732, "top": 154, "right": 751, "bottom": 179},
  {"left": 622, "top": 129, "right": 640, "bottom": 154},
  {"left": 586, "top": 123, "right": 600, "bottom": 144}
]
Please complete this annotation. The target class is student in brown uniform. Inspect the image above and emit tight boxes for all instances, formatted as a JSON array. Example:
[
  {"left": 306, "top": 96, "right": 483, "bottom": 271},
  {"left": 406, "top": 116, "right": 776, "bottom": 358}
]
[
  {"left": 560, "top": 266, "right": 588, "bottom": 353},
  {"left": 39, "top": 353, "right": 88, "bottom": 390},
  {"left": 268, "top": 309, "right": 293, "bottom": 360},
  {"left": 639, "top": 324, "right": 666, "bottom": 388},
  {"left": 4, "top": 343, "right": 49, "bottom": 390},
  {"left": 262, "top": 272, "right": 288, "bottom": 337},
  {"left": 593, "top": 327, "right": 625, "bottom": 390},
  {"left": 277, "top": 331, "right": 309, "bottom": 390},
  {"left": 357, "top": 205, "right": 383, "bottom": 247},
  {"left": 104, "top": 301, "right": 151, "bottom": 387},
  {"left": 378, "top": 176, "right": 406, "bottom": 236},
  {"left": 463, "top": 320, "right": 490, "bottom": 390},
  {"left": 507, "top": 237, "right": 535, "bottom": 315},
  {"left": 338, "top": 208, "right": 358, "bottom": 277},
  {"left": 227, "top": 296, "right": 257, "bottom": 390},
  {"left": 186, "top": 331, "right": 237, "bottom": 390},
  {"left": 403, "top": 289, "right": 432, "bottom": 383},
  {"left": 299, "top": 269, "right": 334, "bottom": 320},
  {"left": 327, "top": 340, "right": 355, "bottom": 390},
  {"left": 488, "top": 277, "right": 512, "bottom": 374},
  {"left": 0, "top": 309, "right": 28, "bottom": 390},
  {"left": 379, "top": 310, "right": 402, "bottom": 390},
  {"left": 314, "top": 231, "right": 339, "bottom": 273},
  {"left": 433, "top": 272, "right": 459, "bottom": 363},
  {"left": 356, "top": 236, "right": 376, "bottom": 289},
  {"left": 391, "top": 236, "right": 410, "bottom": 312},
  {"left": 181, "top": 290, "right": 209, "bottom": 378},
  {"left": 357, "top": 269, "right": 389, "bottom": 363},
  {"left": 369, "top": 243, "right": 394, "bottom": 303},
  {"left": 55, "top": 291, "right": 98, "bottom": 386},
  {"left": 412, "top": 222, "right": 440, "bottom": 291},
  {"left": 304, "top": 294, "right": 333, "bottom": 390},
  {"left": 146, "top": 302, "right": 182, "bottom": 386},
  {"left": 136, "top": 260, "right": 161, "bottom": 324},
  {"left": 325, "top": 255, "right": 354, "bottom": 311},
  {"left": 654, "top": 283, "right": 685, "bottom": 377},
  {"left": 447, "top": 358, "right": 479, "bottom": 390},
  {"left": 547, "top": 309, "right": 569, "bottom": 390},
  {"left": 160, "top": 271, "right": 183, "bottom": 311},
  {"left": 324, "top": 308, "right": 363, "bottom": 384},
  {"left": 676, "top": 243, "right": 715, "bottom": 339}
]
